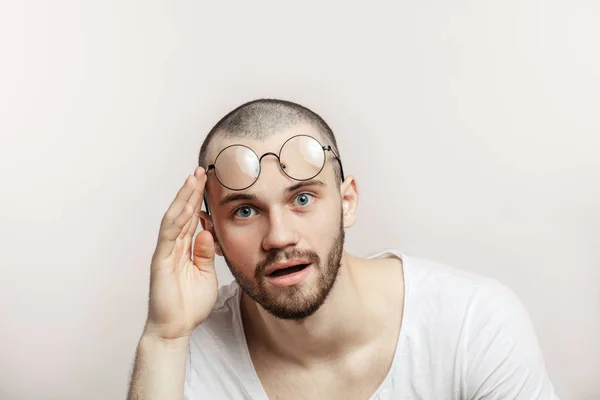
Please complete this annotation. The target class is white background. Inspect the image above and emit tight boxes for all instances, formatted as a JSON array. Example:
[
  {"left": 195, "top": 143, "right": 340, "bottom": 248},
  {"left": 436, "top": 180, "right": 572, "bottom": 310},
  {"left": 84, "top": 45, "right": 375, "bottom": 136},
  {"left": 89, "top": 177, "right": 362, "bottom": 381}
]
[{"left": 1, "top": 1, "right": 598, "bottom": 399}]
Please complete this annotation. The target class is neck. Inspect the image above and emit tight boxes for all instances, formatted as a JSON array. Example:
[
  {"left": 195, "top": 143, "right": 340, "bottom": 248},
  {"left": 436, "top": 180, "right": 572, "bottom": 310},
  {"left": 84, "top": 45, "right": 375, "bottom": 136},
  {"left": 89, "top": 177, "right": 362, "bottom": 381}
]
[{"left": 240, "top": 253, "right": 386, "bottom": 366}]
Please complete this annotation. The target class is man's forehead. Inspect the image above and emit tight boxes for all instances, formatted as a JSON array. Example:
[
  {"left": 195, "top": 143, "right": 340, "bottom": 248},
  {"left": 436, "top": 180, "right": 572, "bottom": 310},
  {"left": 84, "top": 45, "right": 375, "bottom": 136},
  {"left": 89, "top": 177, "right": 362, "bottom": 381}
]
[{"left": 206, "top": 122, "right": 325, "bottom": 164}]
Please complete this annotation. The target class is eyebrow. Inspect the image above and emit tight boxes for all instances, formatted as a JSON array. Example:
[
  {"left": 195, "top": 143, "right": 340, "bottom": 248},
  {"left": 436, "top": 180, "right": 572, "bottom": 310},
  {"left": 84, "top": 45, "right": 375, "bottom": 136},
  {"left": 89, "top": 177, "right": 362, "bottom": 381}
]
[
  {"left": 285, "top": 179, "right": 326, "bottom": 193},
  {"left": 218, "top": 179, "right": 326, "bottom": 207},
  {"left": 219, "top": 193, "right": 259, "bottom": 207}
]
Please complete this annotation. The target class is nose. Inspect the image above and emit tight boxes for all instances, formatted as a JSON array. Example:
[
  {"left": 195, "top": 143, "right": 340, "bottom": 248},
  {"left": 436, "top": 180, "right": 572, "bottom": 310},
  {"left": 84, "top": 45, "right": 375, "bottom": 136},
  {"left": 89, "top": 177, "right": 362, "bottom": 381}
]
[{"left": 261, "top": 207, "right": 300, "bottom": 252}]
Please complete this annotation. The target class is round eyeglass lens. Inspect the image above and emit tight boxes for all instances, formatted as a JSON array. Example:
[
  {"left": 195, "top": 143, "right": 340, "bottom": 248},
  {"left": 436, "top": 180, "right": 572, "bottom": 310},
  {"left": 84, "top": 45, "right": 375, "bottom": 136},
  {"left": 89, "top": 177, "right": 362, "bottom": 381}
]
[
  {"left": 279, "top": 136, "right": 325, "bottom": 180},
  {"left": 214, "top": 145, "right": 260, "bottom": 189}
]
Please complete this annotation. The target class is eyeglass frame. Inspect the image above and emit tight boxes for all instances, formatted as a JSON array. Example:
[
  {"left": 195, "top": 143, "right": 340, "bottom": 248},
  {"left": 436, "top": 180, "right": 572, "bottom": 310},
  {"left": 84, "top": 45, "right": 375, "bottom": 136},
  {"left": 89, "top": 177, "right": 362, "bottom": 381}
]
[
  {"left": 207, "top": 134, "right": 345, "bottom": 191},
  {"left": 202, "top": 134, "right": 345, "bottom": 213}
]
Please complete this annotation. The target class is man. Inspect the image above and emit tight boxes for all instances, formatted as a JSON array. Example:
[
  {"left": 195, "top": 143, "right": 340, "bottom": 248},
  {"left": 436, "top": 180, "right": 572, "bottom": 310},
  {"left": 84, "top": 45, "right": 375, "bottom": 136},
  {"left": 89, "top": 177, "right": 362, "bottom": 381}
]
[{"left": 128, "top": 99, "right": 559, "bottom": 399}]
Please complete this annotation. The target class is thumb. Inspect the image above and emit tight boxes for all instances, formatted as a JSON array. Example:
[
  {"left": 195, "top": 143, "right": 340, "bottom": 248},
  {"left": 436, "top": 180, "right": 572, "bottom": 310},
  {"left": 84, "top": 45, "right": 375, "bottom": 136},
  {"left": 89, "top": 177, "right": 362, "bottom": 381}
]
[{"left": 193, "top": 230, "right": 216, "bottom": 273}]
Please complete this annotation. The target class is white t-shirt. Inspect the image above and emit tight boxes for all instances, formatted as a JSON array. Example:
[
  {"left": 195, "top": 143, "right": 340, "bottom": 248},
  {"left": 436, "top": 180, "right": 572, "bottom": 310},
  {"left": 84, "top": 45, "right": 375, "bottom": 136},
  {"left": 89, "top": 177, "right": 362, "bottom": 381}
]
[{"left": 184, "top": 250, "right": 560, "bottom": 399}]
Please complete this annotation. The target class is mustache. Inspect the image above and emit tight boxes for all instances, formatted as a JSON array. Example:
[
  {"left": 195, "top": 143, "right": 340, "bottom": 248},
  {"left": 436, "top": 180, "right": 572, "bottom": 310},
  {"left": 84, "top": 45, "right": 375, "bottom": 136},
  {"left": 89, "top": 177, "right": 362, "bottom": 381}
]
[{"left": 255, "top": 248, "right": 321, "bottom": 277}]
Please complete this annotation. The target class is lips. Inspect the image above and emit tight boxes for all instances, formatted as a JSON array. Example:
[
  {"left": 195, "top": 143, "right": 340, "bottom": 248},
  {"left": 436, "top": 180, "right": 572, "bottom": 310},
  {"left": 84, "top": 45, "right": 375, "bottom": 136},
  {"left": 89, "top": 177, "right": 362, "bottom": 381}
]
[
  {"left": 264, "top": 260, "right": 312, "bottom": 277},
  {"left": 268, "top": 263, "right": 311, "bottom": 277},
  {"left": 264, "top": 263, "right": 313, "bottom": 287}
]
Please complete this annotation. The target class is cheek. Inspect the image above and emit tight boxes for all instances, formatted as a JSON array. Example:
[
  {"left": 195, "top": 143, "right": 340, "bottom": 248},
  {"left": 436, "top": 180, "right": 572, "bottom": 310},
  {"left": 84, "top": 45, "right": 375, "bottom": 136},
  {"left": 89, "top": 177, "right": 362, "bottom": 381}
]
[
  {"left": 215, "top": 222, "right": 263, "bottom": 269},
  {"left": 221, "top": 228, "right": 260, "bottom": 252},
  {"left": 300, "top": 200, "right": 342, "bottom": 248}
]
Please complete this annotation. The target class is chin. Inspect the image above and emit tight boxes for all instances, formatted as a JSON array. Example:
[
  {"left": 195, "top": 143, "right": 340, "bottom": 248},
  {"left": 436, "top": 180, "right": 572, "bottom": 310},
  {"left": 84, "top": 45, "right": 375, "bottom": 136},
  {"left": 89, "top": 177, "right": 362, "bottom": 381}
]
[
  {"left": 253, "top": 288, "right": 326, "bottom": 320},
  {"left": 249, "top": 264, "right": 341, "bottom": 321}
]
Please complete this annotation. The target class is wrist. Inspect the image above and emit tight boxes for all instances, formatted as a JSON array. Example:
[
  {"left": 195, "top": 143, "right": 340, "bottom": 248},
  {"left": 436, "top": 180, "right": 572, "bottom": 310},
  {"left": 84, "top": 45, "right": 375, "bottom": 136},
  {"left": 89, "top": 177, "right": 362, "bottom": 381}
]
[
  {"left": 142, "top": 320, "right": 194, "bottom": 344},
  {"left": 139, "top": 332, "right": 190, "bottom": 351}
]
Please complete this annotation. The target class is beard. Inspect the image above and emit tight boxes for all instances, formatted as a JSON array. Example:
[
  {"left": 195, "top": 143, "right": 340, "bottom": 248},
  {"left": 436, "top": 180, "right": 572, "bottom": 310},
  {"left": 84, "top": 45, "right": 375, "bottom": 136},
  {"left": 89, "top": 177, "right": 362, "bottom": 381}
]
[{"left": 221, "top": 217, "right": 345, "bottom": 321}]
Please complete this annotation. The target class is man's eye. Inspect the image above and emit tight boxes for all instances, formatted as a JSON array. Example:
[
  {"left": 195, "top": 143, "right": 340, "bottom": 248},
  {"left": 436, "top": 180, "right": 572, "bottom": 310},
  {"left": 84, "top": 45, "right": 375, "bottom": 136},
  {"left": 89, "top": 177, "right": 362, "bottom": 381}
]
[
  {"left": 233, "top": 206, "right": 256, "bottom": 219},
  {"left": 293, "top": 193, "right": 314, "bottom": 207}
]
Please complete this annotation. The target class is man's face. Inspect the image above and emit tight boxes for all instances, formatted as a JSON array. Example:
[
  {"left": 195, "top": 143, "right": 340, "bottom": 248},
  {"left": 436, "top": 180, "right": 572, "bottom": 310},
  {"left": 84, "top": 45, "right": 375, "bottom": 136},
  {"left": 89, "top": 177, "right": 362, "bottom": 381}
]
[{"left": 204, "top": 123, "right": 345, "bottom": 320}]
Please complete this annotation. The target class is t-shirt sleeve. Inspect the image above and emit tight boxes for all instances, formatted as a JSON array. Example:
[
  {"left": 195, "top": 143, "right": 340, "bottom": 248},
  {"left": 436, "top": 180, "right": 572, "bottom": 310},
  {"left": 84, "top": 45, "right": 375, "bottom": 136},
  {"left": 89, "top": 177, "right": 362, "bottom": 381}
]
[{"left": 463, "top": 279, "right": 561, "bottom": 400}]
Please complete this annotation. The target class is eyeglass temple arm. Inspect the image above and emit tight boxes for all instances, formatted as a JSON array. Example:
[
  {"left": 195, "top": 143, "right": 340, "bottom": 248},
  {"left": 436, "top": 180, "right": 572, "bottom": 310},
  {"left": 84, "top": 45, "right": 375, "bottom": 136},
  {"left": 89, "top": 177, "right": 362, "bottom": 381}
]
[
  {"left": 323, "top": 145, "right": 345, "bottom": 182},
  {"left": 203, "top": 166, "right": 215, "bottom": 214},
  {"left": 203, "top": 194, "right": 211, "bottom": 215}
]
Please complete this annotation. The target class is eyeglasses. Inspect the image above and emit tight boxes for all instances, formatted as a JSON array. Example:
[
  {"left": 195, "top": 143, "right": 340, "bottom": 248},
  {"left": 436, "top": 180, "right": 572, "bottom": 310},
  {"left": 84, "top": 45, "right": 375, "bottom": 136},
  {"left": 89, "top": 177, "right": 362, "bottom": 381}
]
[{"left": 207, "top": 134, "right": 345, "bottom": 191}]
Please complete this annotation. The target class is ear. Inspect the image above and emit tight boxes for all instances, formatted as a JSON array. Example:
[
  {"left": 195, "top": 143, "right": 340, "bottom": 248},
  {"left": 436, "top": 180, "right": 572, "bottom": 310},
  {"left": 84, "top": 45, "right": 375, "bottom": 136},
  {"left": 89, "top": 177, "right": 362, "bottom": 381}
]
[
  {"left": 339, "top": 176, "right": 359, "bottom": 228},
  {"left": 199, "top": 210, "right": 223, "bottom": 256}
]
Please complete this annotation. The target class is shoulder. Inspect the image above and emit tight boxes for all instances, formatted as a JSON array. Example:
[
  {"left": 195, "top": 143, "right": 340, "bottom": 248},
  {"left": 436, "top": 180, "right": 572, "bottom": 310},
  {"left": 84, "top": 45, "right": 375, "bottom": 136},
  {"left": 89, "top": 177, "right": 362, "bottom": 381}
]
[
  {"left": 403, "top": 254, "right": 503, "bottom": 318},
  {"left": 404, "top": 254, "right": 535, "bottom": 341},
  {"left": 403, "top": 254, "right": 558, "bottom": 399},
  {"left": 407, "top": 255, "right": 533, "bottom": 334},
  {"left": 405, "top": 255, "right": 493, "bottom": 289}
]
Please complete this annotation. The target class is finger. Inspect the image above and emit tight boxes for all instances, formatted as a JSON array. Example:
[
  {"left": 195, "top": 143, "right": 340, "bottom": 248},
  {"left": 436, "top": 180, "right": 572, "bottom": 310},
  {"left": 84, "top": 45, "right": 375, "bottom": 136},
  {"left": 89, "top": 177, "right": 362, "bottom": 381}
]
[
  {"left": 180, "top": 194, "right": 204, "bottom": 260},
  {"left": 181, "top": 193, "right": 202, "bottom": 239},
  {"left": 162, "top": 173, "right": 197, "bottom": 228},
  {"left": 180, "top": 207, "right": 197, "bottom": 239},
  {"left": 179, "top": 171, "right": 207, "bottom": 238},
  {"left": 193, "top": 230, "right": 215, "bottom": 274},
  {"left": 184, "top": 182, "right": 208, "bottom": 239},
  {"left": 175, "top": 183, "right": 201, "bottom": 236},
  {"left": 155, "top": 168, "right": 205, "bottom": 258},
  {"left": 162, "top": 169, "right": 206, "bottom": 238},
  {"left": 181, "top": 205, "right": 211, "bottom": 261}
]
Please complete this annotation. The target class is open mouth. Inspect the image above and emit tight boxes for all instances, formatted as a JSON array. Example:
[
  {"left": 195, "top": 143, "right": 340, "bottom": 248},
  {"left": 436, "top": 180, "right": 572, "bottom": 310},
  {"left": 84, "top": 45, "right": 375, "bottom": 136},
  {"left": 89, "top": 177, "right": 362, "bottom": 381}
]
[{"left": 268, "top": 263, "right": 310, "bottom": 277}]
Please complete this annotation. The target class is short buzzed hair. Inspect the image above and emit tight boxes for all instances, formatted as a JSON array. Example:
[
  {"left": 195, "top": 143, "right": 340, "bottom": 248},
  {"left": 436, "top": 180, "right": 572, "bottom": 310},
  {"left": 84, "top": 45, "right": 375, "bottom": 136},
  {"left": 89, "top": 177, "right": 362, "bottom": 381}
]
[{"left": 198, "top": 99, "right": 343, "bottom": 183}]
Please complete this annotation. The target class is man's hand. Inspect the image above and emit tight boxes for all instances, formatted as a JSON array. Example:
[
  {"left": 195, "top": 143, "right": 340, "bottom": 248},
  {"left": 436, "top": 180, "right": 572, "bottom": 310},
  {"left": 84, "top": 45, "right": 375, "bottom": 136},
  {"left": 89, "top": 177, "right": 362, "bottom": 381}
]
[
  {"left": 128, "top": 168, "right": 217, "bottom": 400},
  {"left": 145, "top": 167, "right": 218, "bottom": 340}
]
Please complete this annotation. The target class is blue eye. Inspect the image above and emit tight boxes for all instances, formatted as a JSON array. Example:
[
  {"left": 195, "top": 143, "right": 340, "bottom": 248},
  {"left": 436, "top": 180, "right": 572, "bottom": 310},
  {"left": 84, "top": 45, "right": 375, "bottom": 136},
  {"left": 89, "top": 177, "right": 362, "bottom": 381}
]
[
  {"left": 294, "top": 193, "right": 314, "bottom": 207},
  {"left": 234, "top": 206, "right": 256, "bottom": 219}
]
